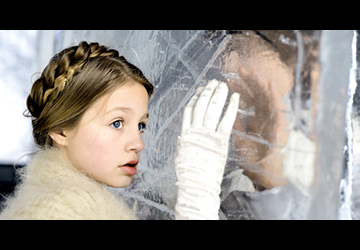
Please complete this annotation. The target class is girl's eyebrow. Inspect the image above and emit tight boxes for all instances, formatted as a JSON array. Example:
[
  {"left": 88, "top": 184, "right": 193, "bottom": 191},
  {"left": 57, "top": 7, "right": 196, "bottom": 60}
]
[
  {"left": 106, "top": 106, "right": 132, "bottom": 114},
  {"left": 107, "top": 106, "right": 149, "bottom": 120}
]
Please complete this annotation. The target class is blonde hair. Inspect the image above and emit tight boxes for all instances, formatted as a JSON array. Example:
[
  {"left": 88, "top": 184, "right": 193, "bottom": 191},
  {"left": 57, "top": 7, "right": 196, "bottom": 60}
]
[{"left": 25, "top": 41, "right": 153, "bottom": 148}]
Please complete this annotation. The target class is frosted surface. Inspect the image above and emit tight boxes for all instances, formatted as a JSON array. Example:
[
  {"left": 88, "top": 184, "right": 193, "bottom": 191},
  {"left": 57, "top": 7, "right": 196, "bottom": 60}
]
[
  {"left": 1, "top": 30, "right": 355, "bottom": 219},
  {"left": 46, "top": 30, "right": 356, "bottom": 219},
  {"left": 339, "top": 30, "right": 360, "bottom": 220}
]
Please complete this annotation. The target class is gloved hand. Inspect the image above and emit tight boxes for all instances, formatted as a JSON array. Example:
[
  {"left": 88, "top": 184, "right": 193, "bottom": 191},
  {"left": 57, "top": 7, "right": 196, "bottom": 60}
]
[{"left": 175, "top": 79, "right": 240, "bottom": 219}]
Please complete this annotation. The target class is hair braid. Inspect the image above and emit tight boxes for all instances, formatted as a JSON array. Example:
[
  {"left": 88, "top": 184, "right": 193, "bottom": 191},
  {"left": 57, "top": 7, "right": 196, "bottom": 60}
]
[
  {"left": 41, "top": 42, "right": 118, "bottom": 104},
  {"left": 26, "top": 41, "right": 120, "bottom": 121}
]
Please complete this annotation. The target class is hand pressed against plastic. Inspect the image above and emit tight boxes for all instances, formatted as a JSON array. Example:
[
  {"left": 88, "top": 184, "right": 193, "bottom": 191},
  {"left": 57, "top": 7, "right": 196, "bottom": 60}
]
[{"left": 175, "top": 80, "right": 240, "bottom": 219}]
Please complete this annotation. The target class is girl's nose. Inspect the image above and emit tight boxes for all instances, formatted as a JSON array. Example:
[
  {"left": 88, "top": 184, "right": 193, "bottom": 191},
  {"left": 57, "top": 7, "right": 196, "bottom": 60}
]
[{"left": 125, "top": 129, "right": 145, "bottom": 153}]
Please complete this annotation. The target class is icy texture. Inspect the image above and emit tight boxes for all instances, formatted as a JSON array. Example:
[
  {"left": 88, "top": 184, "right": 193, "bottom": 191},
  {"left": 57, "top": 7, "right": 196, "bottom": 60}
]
[
  {"left": 310, "top": 30, "right": 353, "bottom": 219},
  {"left": 339, "top": 30, "right": 360, "bottom": 220},
  {"left": 1, "top": 30, "right": 349, "bottom": 219},
  {"left": 51, "top": 30, "right": 354, "bottom": 219}
]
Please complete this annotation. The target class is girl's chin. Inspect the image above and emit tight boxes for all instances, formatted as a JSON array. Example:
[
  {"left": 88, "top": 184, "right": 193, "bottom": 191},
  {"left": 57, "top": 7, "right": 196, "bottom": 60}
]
[{"left": 106, "top": 175, "right": 134, "bottom": 188}]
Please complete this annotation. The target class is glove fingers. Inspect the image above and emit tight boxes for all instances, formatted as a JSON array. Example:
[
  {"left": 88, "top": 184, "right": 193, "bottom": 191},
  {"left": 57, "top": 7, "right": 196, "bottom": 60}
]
[
  {"left": 217, "top": 92, "right": 240, "bottom": 138},
  {"left": 192, "top": 80, "right": 219, "bottom": 128},
  {"left": 182, "top": 87, "right": 204, "bottom": 132},
  {"left": 203, "top": 81, "right": 229, "bottom": 132}
]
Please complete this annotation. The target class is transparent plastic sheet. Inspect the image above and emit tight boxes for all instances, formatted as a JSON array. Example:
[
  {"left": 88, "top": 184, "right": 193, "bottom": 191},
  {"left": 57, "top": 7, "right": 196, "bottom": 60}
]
[
  {"left": 52, "top": 30, "right": 352, "bottom": 219},
  {"left": 339, "top": 30, "right": 360, "bottom": 220}
]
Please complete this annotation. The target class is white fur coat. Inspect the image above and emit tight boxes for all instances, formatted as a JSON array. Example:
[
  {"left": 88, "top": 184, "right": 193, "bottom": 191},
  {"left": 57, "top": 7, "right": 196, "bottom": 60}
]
[{"left": 0, "top": 148, "right": 136, "bottom": 220}]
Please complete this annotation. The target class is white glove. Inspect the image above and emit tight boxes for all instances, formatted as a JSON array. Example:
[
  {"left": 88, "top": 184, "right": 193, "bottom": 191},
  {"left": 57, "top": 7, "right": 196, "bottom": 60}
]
[{"left": 175, "top": 79, "right": 240, "bottom": 220}]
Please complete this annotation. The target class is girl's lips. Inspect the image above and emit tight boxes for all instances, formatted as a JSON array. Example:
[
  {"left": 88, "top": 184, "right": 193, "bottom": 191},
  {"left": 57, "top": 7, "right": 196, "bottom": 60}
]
[
  {"left": 119, "top": 166, "right": 137, "bottom": 175},
  {"left": 119, "top": 160, "right": 138, "bottom": 175},
  {"left": 123, "top": 160, "right": 139, "bottom": 166}
]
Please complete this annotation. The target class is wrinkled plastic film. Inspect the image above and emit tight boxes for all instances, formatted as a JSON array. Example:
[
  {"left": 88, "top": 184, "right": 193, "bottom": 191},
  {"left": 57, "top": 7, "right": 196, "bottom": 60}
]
[
  {"left": 22, "top": 30, "right": 353, "bottom": 219},
  {"left": 55, "top": 30, "right": 348, "bottom": 219}
]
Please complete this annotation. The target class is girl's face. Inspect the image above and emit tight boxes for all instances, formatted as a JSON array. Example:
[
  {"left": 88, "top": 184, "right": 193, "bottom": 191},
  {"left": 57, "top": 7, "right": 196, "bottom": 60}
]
[{"left": 62, "top": 81, "right": 149, "bottom": 188}]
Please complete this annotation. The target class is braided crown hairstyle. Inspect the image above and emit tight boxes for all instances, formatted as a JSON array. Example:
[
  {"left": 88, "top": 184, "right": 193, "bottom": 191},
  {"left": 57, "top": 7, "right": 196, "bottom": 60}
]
[{"left": 26, "top": 41, "right": 153, "bottom": 148}]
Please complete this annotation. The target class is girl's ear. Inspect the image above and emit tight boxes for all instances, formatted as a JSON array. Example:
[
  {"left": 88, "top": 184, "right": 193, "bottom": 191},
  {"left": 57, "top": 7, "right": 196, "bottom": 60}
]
[{"left": 49, "top": 129, "right": 68, "bottom": 146}]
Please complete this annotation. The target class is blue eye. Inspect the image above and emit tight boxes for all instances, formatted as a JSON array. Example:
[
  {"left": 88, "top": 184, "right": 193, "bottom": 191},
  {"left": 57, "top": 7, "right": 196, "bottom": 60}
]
[
  {"left": 111, "top": 120, "right": 123, "bottom": 129},
  {"left": 138, "top": 123, "right": 147, "bottom": 132}
]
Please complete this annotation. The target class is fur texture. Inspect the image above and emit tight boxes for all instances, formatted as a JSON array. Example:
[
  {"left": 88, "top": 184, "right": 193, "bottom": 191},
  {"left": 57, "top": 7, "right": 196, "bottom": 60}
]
[{"left": 0, "top": 148, "right": 136, "bottom": 220}]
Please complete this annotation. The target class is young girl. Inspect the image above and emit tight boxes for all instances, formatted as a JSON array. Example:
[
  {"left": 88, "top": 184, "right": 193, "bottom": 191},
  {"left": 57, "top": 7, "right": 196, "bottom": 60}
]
[{"left": 0, "top": 41, "right": 239, "bottom": 219}]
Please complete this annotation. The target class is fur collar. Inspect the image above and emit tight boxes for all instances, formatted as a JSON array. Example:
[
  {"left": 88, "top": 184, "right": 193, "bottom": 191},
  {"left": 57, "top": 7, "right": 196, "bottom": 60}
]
[{"left": 0, "top": 147, "right": 136, "bottom": 220}]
